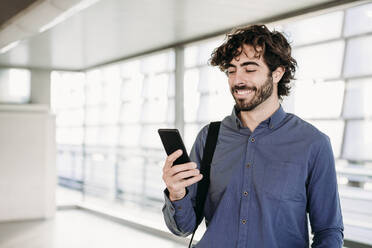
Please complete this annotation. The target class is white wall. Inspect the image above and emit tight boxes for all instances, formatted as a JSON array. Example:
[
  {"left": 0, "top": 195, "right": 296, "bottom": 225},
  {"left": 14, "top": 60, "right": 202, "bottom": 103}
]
[
  {"left": 0, "top": 105, "right": 56, "bottom": 221},
  {"left": 30, "top": 69, "right": 51, "bottom": 106}
]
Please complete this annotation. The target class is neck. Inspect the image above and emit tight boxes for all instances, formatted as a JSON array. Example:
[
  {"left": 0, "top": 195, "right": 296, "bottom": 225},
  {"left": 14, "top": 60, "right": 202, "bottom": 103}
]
[{"left": 238, "top": 94, "right": 280, "bottom": 132}]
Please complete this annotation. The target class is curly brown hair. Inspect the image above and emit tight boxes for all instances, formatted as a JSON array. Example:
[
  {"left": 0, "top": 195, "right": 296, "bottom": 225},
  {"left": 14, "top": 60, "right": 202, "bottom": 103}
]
[{"left": 209, "top": 24, "right": 297, "bottom": 100}]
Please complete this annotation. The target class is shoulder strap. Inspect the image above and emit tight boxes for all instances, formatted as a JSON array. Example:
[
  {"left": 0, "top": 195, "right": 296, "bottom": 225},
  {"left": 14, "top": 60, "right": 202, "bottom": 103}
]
[{"left": 188, "top": 121, "right": 221, "bottom": 248}]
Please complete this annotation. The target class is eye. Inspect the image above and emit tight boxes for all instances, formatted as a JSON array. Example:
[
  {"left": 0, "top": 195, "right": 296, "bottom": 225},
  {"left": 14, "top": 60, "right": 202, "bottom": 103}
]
[
  {"left": 245, "top": 69, "right": 256, "bottom": 73},
  {"left": 226, "top": 70, "right": 236, "bottom": 76}
]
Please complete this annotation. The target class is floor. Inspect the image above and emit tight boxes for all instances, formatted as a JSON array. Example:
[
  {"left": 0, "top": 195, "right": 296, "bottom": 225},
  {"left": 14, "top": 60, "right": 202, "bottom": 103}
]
[
  {"left": 1, "top": 186, "right": 369, "bottom": 248},
  {"left": 56, "top": 186, "right": 372, "bottom": 246},
  {"left": 55, "top": 186, "right": 207, "bottom": 240},
  {"left": 0, "top": 209, "right": 185, "bottom": 248}
]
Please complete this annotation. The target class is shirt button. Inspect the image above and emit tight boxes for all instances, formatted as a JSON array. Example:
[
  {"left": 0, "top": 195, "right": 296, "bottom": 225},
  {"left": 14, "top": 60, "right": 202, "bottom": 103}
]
[
  {"left": 246, "top": 163, "right": 251, "bottom": 168},
  {"left": 243, "top": 191, "right": 248, "bottom": 196},
  {"left": 250, "top": 137, "right": 255, "bottom": 143},
  {"left": 241, "top": 219, "right": 247, "bottom": 224},
  {"left": 177, "top": 206, "right": 182, "bottom": 210}
]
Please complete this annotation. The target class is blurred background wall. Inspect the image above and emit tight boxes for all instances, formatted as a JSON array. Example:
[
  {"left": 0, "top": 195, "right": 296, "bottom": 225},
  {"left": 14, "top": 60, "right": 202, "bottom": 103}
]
[{"left": 0, "top": 0, "right": 371, "bottom": 247}]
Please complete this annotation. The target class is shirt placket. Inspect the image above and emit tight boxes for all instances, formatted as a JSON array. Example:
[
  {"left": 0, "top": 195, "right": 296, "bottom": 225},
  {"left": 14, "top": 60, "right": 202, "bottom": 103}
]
[{"left": 236, "top": 130, "right": 256, "bottom": 248}]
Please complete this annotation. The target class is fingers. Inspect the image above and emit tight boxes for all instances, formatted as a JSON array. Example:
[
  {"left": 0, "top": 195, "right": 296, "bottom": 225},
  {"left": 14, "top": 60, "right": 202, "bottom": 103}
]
[
  {"left": 182, "top": 174, "right": 203, "bottom": 188},
  {"left": 164, "top": 149, "right": 183, "bottom": 169},
  {"left": 166, "top": 162, "right": 197, "bottom": 177},
  {"left": 166, "top": 173, "right": 203, "bottom": 195},
  {"left": 173, "top": 168, "right": 200, "bottom": 181},
  {"left": 162, "top": 150, "right": 202, "bottom": 197}
]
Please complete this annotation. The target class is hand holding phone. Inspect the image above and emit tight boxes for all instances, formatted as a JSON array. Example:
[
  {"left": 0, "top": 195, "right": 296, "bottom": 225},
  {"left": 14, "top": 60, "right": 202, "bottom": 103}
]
[{"left": 158, "top": 129, "right": 203, "bottom": 201}]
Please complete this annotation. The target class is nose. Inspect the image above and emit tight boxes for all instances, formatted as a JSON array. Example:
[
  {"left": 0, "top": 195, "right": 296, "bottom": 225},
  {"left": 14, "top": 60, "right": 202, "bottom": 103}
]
[{"left": 233, "top": 69, "right": 246, "bottom": 86}]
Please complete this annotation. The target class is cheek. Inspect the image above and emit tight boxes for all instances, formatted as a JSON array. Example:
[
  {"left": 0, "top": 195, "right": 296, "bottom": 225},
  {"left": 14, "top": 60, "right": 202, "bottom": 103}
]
[
  {"left": 255, "top": 73, "right": 271, "bottom": 84},
  {"left": 247, "top": 71, "right": 265, "bottom": 82},
  {"left": 246, "top": 75, "right": 263, "bottom": 86}
]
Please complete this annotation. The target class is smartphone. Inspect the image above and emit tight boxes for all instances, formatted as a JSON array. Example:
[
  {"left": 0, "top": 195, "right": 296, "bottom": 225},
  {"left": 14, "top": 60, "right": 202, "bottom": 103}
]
[{"left": 158, "top": 129, "right": 190, "bottom": 166}]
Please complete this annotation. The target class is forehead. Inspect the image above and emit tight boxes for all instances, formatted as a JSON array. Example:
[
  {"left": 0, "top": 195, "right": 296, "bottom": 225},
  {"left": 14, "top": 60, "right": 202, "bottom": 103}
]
[{"left": 230, "top": 44, "right": 264, "bottom": 65}]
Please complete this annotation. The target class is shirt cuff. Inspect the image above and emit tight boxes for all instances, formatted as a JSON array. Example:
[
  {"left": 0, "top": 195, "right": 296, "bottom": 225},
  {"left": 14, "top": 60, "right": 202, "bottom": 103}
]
[{"left": 163, "top": 188, "right": 193, "bottom": 216}]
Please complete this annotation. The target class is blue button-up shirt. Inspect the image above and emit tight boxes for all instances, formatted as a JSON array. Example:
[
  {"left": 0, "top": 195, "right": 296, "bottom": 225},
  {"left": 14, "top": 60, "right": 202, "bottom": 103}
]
[{"left": 162, "top": 105, "right": 343, "bottom": 247}]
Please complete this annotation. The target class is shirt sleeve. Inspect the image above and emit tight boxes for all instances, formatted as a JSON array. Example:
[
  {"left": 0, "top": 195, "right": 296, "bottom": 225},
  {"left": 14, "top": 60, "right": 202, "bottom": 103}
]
[
  {"left": 307, "top": 135, "right": 344, "bottom": 248},
  {"left": 162, "top": 125, "right": 209, "bottom": 237}
]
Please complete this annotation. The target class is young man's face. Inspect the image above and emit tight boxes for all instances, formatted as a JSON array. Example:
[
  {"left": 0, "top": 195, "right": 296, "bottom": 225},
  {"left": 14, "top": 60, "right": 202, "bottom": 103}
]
[{"left": 226, "top": 44, "right": 275, "bottom": 111}]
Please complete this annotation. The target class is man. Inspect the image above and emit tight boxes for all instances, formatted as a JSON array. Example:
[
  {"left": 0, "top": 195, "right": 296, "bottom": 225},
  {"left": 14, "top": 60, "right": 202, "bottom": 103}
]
[{"left": 162, "top": 25, "right": 344, "bottom": 247}]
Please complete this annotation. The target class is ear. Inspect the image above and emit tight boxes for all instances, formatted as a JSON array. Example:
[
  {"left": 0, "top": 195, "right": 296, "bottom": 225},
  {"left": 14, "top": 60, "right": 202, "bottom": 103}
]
[{"left": 272, "top": 66, "right": 285, "bottom": 84}]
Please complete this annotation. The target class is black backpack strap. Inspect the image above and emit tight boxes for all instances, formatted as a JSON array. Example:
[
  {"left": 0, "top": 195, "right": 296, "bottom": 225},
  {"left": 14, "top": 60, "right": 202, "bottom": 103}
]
[{"left": 188, "top": 121, "right": 221, "bottom": 248}]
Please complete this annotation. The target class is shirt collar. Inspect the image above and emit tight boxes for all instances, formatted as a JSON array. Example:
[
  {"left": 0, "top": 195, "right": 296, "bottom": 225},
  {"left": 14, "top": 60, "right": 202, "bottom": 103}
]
[{"left": 231, "top": 104, "right": 286, "bottom": 130}]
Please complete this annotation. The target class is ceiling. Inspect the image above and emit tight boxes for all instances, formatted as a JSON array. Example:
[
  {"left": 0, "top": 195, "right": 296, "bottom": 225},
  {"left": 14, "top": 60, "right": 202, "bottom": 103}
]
[
  {"left": 0, "top": 0, "right": 39, "bottom": 27},
  {"left": 0, "top": 0, "right": 365, "bottom": 71}
]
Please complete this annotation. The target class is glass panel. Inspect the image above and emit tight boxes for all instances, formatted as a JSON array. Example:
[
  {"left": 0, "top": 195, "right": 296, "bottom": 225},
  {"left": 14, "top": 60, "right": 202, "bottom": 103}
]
[
  {"left": 119, "top": 125, "right": 141, "bottom": 147},
  {"left": 84, "top": 150, "right": 116, "bottom": 198},
  {"left": 86, "top": 69, "right": 103, "bottom": 84},
  {"left": 120, "top": 100, "right": 143, "bottom": 124},
  {"left": 292, "top": 80, "right": 344, "bottom": 118},
  {"left": 85, "top": 127, "right": 99, "bottom": 145},
  {"left": 284, "top": 11, "right": 343, "bottom": 46},
  {"left": 85, "top": 126, "right": 118, "bottom": 146},
  {"left": 141, "top": 99, "right": 168, "bottom": 123},
  {"left": 85, "top": 106, "right": 102, "bottom": 125},
  {"left": 144, "top": 160, "right": 164, "bottom": 201},
  {"left": 102, "top": 80, "right": 121, "bottom": 106},
  {"left": 85, "top": 106, "right": 116, "bottom": 125},
  {"left": 142, "top": 74, "right": 169, "bottom": 99},
  {"left": 56, "top": 108, "right": 84, "bottom": 127},
  {"left": 121, "top": 76, "right": 144, "bottom": 101},
  {"left": 56, "top": 127, "right": 84, "bottom": 145},
  {"left": 344, "top": 35, "right": 372, "bottom": 77},
  {"left": 184, "top": 123, "right": 203, "bottom": 152},
  {"left": 198, "top": 66, "right": 227, "bottom": 93},
  {"left": 343, "top": 120, "right": 372, "bottom": 161},
  {"left": 121, "top": 59, "right": 141, "bottom": 78},
  {"left": 141, "top": 124, "right": 167, "bottom": 149},
  {"left": 101, "top": 104, "right": 120, "bottom": 125},
  {"left": 197, "top": 93, "right": 233, "bottom": 122},
  {"left": 52, "top": 71, "right": 86, "bottom": 204},
  {"left": 307, "top": 120, "right": 344, "bottom": 158},
  {"left": 344, "top": 3, "right": 372, "bottom": 37},
  {"left": 166, "top": 98, "right": 175, "bottom": 123},
  {"left": 185, "top": 36, "right": 224, "bottom": 68},
  {"left": 168, "top": 73, "right": 176, "bottom": 97},
  {"left": 53, "top": 50, "right": 177, "bottom": 210},
  {"left": 184, "top": 66, "right": 233, "bottom": 124},
  {"left": 102, "top": 65, "right": 121, "bottom": 84},
  {"left": 281, "top": 87, "right": 296, "bottom": 114},
  {"left": 343, "top": 78, "right": 372, "bottom": 119},
  {"left": 197, "top": 37, "right": 224, "bottom": 67},
  {"left": 292, "top": 40, "right": 345, "bottom": 80},
  {"left": 100, "top": 126, "right": 119, "bottom": 146},
  {"left": 57, "top": 146, "right": 84, "bottom": 182},
  {"left": 140, "top": 50, "right": 175, "bottom": 74},
  {"left": 5, "top": 69, "right": 31, "bottom": 104},
  {"left": 197, "top": 94, "right": 212, "bottom": 122},
  {"left": 185, "top": 45, "right": 199, "bottom": 68},
  {"left": 51, "top": 71, "right": 85, "bottom": 109},
  {"left": 85, "top": 78, "right": 103, "bottom": 106},
  {"left": 184, "top": 69, "right": 200, "bottom": 122},
  {"left": 117, "top": 157, "right": 145, "bottom": 199}
]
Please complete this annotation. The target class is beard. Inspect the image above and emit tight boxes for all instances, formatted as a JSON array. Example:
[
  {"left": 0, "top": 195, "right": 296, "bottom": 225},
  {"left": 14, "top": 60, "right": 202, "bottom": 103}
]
[{"left": 231, "top": 75, "right": 274, "bottom": 112}]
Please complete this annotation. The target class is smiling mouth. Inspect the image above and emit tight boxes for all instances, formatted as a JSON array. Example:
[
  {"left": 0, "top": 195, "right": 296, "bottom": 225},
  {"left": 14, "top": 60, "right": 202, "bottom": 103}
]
[{"left": 234, "top": 89, "right": 254, "bottom": 96}]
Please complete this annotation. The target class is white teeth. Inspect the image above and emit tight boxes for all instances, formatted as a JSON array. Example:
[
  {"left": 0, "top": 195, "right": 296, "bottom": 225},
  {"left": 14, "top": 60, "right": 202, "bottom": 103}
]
[{"left": 236, "top": 90, "right": 252, "bottom": 95}]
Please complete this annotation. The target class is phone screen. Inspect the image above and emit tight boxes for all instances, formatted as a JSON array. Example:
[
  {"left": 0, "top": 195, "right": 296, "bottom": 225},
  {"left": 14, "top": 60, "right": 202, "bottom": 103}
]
[{"left": 158, "top": 129, "right": 190, "bottom": 166}]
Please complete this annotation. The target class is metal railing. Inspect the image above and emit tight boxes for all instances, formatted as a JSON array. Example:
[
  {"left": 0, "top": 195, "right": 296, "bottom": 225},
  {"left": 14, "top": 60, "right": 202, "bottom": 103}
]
[{"left": 57, "top": 145, "right": 372, "bottom": 247}]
